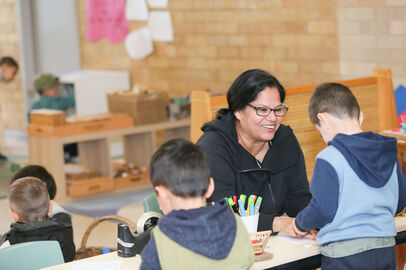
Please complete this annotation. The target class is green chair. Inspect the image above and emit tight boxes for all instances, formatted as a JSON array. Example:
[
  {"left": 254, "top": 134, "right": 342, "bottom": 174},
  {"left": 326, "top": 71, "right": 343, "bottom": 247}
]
[
  {"left": 0, "top": 240, "right": 64, "bottom": 269},
  {"left": 142, "top": 192, "right": 161, "bottom": 213}
]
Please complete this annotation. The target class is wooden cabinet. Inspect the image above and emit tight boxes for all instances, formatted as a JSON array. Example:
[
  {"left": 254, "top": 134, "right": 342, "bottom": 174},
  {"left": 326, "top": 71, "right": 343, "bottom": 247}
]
[{"left": 28, "top": 119, "right": 190, "bottom": 204}]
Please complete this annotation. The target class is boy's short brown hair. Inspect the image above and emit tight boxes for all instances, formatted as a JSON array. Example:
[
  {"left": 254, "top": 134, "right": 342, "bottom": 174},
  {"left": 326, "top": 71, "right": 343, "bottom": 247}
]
[
  {"left": 8, "top": 177, "right": 50, "bottom": 222},
  {"left": 309, "top": 82, "right": 360, "bottom": 126}
]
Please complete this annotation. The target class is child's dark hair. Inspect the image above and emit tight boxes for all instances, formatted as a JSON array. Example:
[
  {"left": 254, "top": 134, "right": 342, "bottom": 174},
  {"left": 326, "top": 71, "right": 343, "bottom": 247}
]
[
  {"left": 9, "top": 177, "right": 50, "bottom": 222},
  {"left": 309, "top": 83, "right": 360, "bottom": 126},
  {"left": 10, "top": 165, "right": 57, "bottom": 200},
  {"left": 0, "top": 56, "right": 18, "bottom": 69},
  {"left": 149, "top": 138, "right": 210, "bottom": 198}
]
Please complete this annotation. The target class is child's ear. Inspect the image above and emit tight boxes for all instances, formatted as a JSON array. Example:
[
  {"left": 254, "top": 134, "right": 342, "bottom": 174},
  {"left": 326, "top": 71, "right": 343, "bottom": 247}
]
[
  {"left": 48, "top": 200, "right": 53, "bottom": 214},
  {"left": 317, "top": 112, "right": 328, "bottom": 126},
  {"left": 359, "top": 111, "right": 364, "bottom": 126},
  {"left": 204, "top": 177, "right": 215, "bottom": 199},
  {"left": 154, "top": 185, "right": 170, "bottom": 205},
  {"left": 10, "top": 210, "right": 20, "bottom": 223}
]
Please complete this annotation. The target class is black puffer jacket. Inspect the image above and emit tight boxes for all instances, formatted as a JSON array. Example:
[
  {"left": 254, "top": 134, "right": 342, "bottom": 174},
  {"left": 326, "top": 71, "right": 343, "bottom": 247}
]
[
  {"left": 197, "top": 112, "right": 312, "bottom": 231},
  {"left": 2, "top": 217, "right": 75, "bottom": 262}
]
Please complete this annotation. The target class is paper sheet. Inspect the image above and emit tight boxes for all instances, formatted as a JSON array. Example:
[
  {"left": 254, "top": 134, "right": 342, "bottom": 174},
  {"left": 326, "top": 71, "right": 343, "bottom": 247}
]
[
  {"left": 72, "top": 260, "right": 122, "bottom": 270},
  {"left": 125, "top": 27, "right": 154, "bottom": 60},
  {"left": 126, "top": 0, "right": 149, "bottom": 21},
  {"left": 148, "top": 11, "right": 173, "bottom": 41},
  {"left": 275, "top": 235, "right": 318, "bottom": 248},
  {"left": 147, "top": 0, "right": 168, "bottom": 8}
]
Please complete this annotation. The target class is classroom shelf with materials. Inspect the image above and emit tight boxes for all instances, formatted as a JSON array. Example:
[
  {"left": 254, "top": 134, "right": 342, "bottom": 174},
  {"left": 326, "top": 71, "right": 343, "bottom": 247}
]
[{"left": 27, "top": 111, "right": 190, "bottom": 204}]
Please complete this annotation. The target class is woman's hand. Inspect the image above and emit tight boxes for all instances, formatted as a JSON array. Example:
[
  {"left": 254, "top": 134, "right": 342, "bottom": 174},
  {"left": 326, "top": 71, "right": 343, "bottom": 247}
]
[{"left": 273, "top": 216, "right": 308, "bottom": 237}]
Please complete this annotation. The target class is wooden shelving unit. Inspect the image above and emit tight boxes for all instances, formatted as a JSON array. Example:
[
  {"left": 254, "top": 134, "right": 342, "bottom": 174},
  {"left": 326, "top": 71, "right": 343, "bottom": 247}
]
[{"left": 28, "top": 119, "right": 190, "bottom": 204}]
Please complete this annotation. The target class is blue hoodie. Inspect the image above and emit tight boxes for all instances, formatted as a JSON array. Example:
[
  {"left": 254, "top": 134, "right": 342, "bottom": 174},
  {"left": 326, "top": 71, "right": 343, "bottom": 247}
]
[
  {"left": 140, "top": 201, "right": 242, "bottom": 269},
  {"left": 295, "top": 132, "right": 406, "bottom": 245}
]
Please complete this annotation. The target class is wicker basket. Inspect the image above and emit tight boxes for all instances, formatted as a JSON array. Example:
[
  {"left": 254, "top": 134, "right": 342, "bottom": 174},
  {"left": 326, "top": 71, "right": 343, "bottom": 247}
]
[
  {"left": 250, "top": 230, "right": 272, "bottom": 255},
  {"left": 74, "top": 215, "right": 136, "bottom": 260}
]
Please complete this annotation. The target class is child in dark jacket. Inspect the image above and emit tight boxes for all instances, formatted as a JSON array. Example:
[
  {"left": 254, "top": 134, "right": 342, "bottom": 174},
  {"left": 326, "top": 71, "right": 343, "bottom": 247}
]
[
  {"left": 10, "top": 165, "right": 72, "bottom": 225},
  {"left": 140, "top": 139, "right": 254, "bottom": 270},
  {"left": 0, "top": 177, "right": 75, "bottom": 262},
  {"left": 291, "top": 83, "right": 406, "bottom": 270}
]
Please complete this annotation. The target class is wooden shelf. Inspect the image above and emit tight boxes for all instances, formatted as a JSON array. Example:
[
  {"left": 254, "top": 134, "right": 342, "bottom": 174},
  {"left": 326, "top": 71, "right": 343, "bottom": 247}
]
[{"left": 28, "top": 119, "right": 190, "bottom": 204}]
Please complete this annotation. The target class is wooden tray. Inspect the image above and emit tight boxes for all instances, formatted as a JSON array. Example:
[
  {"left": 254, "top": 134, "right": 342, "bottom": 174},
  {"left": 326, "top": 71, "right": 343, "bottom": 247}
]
[
  {"left": 28, "top": 113, "right": 133, "bottom": 137},
  {"left": 67, "top": 177, "right": 115, "bottom": 197}
]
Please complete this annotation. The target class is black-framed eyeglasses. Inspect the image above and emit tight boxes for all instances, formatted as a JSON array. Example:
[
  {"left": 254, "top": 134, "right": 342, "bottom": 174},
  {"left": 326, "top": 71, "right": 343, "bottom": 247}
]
[{"left": 247, "top": 103, "right": 289, "bottom": 117}]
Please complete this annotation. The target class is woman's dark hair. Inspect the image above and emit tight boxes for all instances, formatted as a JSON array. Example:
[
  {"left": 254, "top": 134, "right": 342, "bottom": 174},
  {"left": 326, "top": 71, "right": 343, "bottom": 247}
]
[
  {"left": 149, "top": 138, "right": 210, "bottom": 198},
  {"left": 216, "top": 69, "right": 285, "bottom": 119},
  {"left": 10, "top": 165, "right": 57, "bottom": 200}
]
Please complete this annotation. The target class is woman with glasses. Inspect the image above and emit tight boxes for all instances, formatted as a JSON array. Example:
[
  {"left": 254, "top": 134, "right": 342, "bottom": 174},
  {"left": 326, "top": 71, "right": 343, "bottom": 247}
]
[{"left": 197, "top": 69, "right": 312, "bottom": 235}]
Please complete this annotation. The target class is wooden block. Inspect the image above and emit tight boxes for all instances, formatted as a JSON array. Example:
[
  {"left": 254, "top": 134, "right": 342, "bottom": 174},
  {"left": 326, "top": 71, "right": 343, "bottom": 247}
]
[
  {"left": 27, "top": 113, "right": 133, "bottom": 137},
  {"left": 67, "top": 177, "right": 115, "bottom": 197},
  {"left": 30, "top": 109, "right": 66, "bottom": 126}
]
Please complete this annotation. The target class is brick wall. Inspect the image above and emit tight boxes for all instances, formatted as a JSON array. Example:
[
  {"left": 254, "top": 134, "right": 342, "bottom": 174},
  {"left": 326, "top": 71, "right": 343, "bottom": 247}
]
[
  {"left": 338, "top": 0, "right": 406, "bottom": 87},
  {"left": 77, "top": 0, "right": 340, "bottom": 96},
  {"left": 0, "top": 0, "right": 25, "bottom": 130},
  {"left": 1, "top": 1, "right": 406, "bottom": 129}
]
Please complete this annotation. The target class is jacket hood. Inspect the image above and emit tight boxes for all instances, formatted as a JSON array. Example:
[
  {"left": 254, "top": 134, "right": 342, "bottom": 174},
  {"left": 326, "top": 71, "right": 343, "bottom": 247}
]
[
  {"left": 201, "top": 112, "right": 301, "bottom": 172},
  {"left": 329, "top": 132, "right": 398, "bottom": 187},
  {"left": 201, "top": 112, "right": 238, "bottom": 147},
  {"left": 157, "top": 200, "right": 237, "bottom": 259}
]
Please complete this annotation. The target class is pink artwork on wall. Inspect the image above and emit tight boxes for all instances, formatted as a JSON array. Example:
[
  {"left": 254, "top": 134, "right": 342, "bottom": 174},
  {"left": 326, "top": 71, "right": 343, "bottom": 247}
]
[{"left": 86, "top": 0, "right": 129, "bottom": 44}]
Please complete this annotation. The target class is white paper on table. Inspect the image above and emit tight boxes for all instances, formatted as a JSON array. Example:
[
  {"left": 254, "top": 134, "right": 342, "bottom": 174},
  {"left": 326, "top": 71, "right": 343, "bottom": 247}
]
[
  {"left": 147, "top": 0, "right": 168, "bottom": 8},
  {"left": 71, "top": 260, "right": 122, "bottom": 270},
  {"left": 125, "top": 27, "right": 154, "bottom": 60},
  {"left": 148, "top": 11, "right": 174, "bottom": 42},
  {"left": 275, "top": 235, "right": 318, "bottom": 248},
  {"left": 126, "top": 0, "right": 149, "bottom": 21},
  {"left": 0, "top": 240, "right": 10, "bottom": 249}
]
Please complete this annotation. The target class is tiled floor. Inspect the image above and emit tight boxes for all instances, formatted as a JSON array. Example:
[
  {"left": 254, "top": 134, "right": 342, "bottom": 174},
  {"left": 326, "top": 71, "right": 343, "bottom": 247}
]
[{"left": 0, "top": 129, "right": 145, "bottom": 250}]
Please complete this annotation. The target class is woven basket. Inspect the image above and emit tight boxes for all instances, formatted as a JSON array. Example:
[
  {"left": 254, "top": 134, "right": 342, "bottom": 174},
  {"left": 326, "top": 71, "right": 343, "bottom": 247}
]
[
  {"left": 250, "top": 230, "right": 272, "bottom": 255},
  {"left": 74, "top": 215, "right": 136, "bottom": 260}
]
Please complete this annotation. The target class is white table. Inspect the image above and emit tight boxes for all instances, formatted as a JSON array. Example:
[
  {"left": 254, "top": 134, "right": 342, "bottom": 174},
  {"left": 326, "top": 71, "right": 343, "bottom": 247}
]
[
  {"left": 41, "top": 216, "right": 406, "bottom": 270},
  {"left": 41, "top": 251, "right": 141, "bottom": 270}
]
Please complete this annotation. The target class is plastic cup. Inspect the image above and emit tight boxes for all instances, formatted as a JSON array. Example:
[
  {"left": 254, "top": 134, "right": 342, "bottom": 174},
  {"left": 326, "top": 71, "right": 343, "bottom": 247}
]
[{"left": 240, "top": 214, "right": 259, "bottom": 233}]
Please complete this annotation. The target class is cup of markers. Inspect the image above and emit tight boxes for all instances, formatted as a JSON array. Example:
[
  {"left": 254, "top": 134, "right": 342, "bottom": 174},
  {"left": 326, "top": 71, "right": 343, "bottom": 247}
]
[{"left": 225, "top": 194, "right": 262, "bottom": 233}]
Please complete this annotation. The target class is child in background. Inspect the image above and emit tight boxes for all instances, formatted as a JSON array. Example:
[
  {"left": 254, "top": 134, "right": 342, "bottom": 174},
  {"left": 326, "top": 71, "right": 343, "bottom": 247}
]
[
  {"left": 10, "top": 165, "right": 72, "bottom": 225},
  {"left": 30, "top": 73, "right": 75, "bottom": 113},
  {"left": 0, "top": 56, "right": 18, "bottom": 83},
  {"left": 29, "top": 73, "right": 77, "bottom": 161},
  {"left": 140, "top": 139, "right": 254, "bottom": 270},
  {"left": 0, "top": 177, "right": 75, "bottom": 262},
  {"left": 291, "top": 83, "right": 406, "bottom": 269}
]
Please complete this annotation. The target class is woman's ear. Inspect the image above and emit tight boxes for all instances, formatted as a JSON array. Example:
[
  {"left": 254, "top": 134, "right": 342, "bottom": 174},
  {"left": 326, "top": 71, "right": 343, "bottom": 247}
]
[
  {"left": 204, "top": 177, "right": 215, "bottom": 199},
  {"left": 234, "top": 111, "right": 240, "bottom": 121}
]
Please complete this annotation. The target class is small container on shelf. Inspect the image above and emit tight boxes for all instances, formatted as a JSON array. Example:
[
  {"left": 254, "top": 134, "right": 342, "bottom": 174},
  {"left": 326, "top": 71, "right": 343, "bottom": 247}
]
[
  {"left": 30, "top": 109, "right": 66, "bottom": 126},
  {"left": 113, "top": 160, "right": 149, "bottom": 189},
  {"left": 64, "top": 163, "right": 114, "bottom": 197}
]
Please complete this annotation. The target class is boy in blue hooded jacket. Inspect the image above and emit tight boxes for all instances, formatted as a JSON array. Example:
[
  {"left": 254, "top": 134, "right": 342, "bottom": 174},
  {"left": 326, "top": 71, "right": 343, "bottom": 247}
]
[
  {"left": 292, "top": 83, "right": 406, "bottom": 270},
  {"left": 140, "top": 139, "right": 254, "bottom": 270}
]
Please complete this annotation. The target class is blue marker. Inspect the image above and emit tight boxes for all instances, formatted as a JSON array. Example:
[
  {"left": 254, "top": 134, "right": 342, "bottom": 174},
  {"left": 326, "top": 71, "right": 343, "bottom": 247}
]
[{"left": 238, "top": 199, "right": 246, "bottom": 216}]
